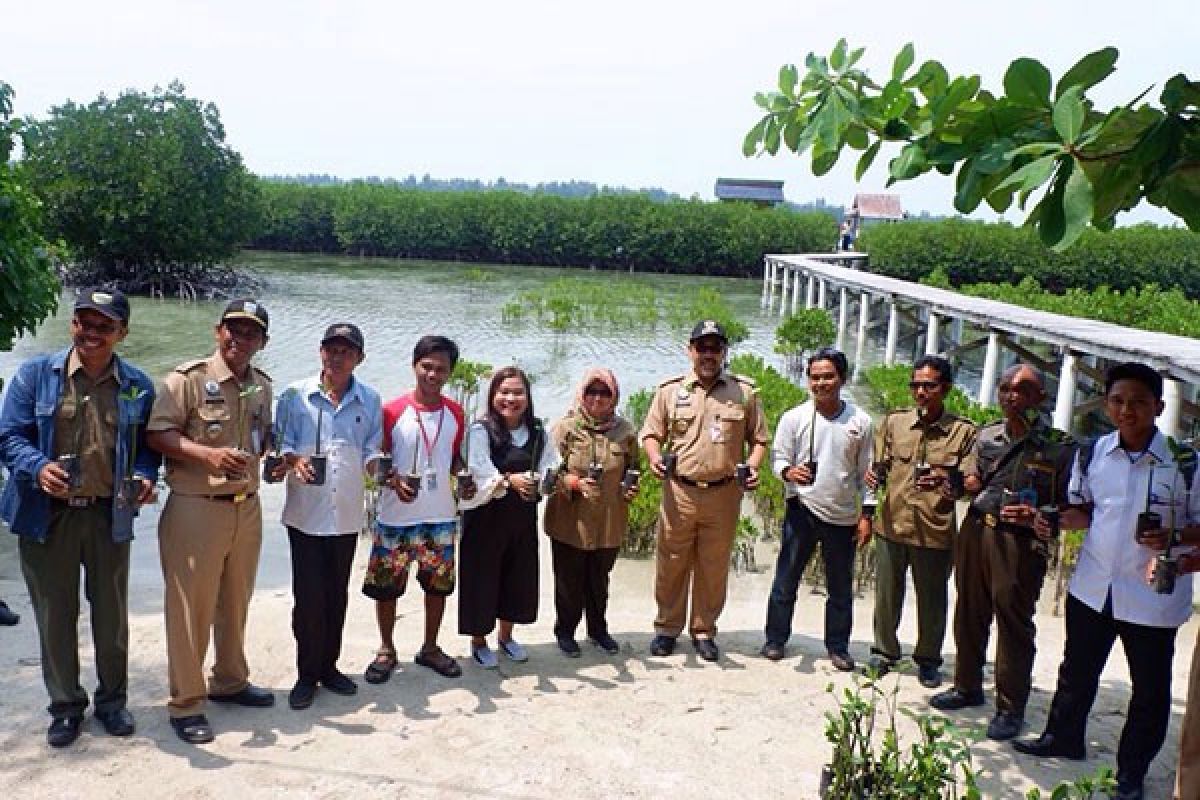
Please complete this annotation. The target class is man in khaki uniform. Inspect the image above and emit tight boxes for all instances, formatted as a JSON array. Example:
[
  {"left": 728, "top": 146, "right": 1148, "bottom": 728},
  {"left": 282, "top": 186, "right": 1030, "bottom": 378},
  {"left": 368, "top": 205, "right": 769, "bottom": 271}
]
[
  {"left": 147, "top": 299, "right": 274, "bottom": 745},
  {"left": 640, "top": 320, "right": 769, "bottom": 662},
  {"left": 867, "top": 355, "right": 976, "bottom": 687}
]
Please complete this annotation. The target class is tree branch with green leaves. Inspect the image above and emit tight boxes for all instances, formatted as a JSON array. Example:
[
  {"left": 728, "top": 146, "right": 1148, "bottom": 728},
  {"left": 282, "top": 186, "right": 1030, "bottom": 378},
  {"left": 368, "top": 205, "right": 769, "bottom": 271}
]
[{"left": 745, "top": 40, "right": 1200, "bottom": 250}]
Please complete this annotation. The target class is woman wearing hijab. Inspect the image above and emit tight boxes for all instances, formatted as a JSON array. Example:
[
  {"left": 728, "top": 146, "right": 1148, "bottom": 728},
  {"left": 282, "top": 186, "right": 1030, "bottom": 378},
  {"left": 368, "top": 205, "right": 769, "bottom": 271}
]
[
  {"left": 457, "top": 366, "right": 560, "bottom": 669},
  {"left": 544, "top": 368, "right": 640, "bottom": 657}
]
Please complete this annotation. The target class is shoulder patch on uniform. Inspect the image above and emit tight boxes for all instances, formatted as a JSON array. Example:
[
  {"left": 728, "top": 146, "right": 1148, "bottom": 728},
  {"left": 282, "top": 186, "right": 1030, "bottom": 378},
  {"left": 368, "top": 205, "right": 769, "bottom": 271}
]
[
  {"left": 173, "top": 359, "right": 207, "bottom": 374},
  {"left": 657, "top": 374, "right": 686, "bottom": 389}
]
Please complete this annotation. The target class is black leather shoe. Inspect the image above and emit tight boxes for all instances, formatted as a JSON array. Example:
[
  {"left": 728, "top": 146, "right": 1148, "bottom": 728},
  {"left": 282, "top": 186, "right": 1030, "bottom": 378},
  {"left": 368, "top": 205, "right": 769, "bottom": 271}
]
[
  {"left": 649, "top": 635, "right": 676, "bottom": 657},
  {"left": 170, "top": 714, "right": 215, "bottom": 744},
  {"left": 95, "top": 708, "right": 136, "bottom": 737},
  {"left": 288, "top": 682, "right": 317, "bottom": 710},
  {"left": 760, "top": 642, "right": 785, "bottom": 661},
  {"left": 209, "top": 684, "right": 275, "bottom": 707},
  {"left": 557, "top": 635, "right": 581, "bottom": 657},
  {"left": 692, "top": 637, "right": 719, "bottom": 662},
  {"left": 589, "top": 632, "right": 620, "bottom": 655},
  {"left": 0, "top": 600, "right": 18, "bottom": 626},
  {"left": 929, "top": 687, "right": 986, "bottom": 711},
  {"left": 320, "top": 671, "right": 357, "bottom": 696},
  {"left": 47, "top": 716, "right": 83, "bottom": 748},
  {"left": 1012, "top": 733, "right": 1086, "bottom": 761},
  {"left": 829, "top": 651, "right": 856, "bottom": 672},
  {"left": 986, "top": 711, "right": 1023, "bottom": 741},
  {"left": 918, "top": 664, "right": 943, "bottom": 688}
]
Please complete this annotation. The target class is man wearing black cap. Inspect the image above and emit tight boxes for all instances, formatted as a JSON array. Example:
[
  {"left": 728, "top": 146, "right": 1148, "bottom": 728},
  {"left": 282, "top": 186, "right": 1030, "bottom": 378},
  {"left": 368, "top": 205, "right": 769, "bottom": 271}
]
[
  {"left": 146, "top": 298, "right": 274, "bottom": 744},
  {"left": 276, "top": 323, "right": 382, "bottom": 710},
  {"left": 639, "top": 320, "right": 769, "bottom": 662},
  {"left": 0, "top": 287, "right": 159, "bottom": 747}
]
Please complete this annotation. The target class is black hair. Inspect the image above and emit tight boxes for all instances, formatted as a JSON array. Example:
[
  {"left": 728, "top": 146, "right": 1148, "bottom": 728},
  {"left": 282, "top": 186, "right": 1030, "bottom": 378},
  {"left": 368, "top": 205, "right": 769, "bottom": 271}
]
[
  {"left": 807, "top": 347, "right": 849, "bottom": 381},
  {"left": 482, "top": 366, "right": 538, "bottom": 448},
  {"left": 412, "top": 335, "right": 460, "bottom": 367},
  {"left": 913, "top": 355, "right": 954, "bottom": 385},
  {"left": 1104, "top": 361, "right": 1163, "bottom": 400}
]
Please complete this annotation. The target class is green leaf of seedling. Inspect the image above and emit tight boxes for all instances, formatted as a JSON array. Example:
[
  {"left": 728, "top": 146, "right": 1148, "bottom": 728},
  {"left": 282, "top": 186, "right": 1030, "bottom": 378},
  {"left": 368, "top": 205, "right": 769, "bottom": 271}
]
[
  {"left": 1004, "top": 57, "right": 1053, "bottom": 108},
  {"left": 892, "top": 43, "right": 915, "bottom": 81},
  {"left": 847, "top": 46, "right": 866, "bottom": 68},
  {"left": 830, "top": 38, "right": 848, "bottom": 71},
  {"left": 754, "top": 92, "right": 773, "bottom": 111},
  {"left": 1056, "top": 47, "right": 1118, "bottom": 99},
  {"left": 1053, "top": 85, "right": 1086, "bottom": 144},
  {"left": 855, "top": 140, "right": 881, "bottom": 180},
  {"left": 779, "top": 64, "right": 799, "bottom": 97}
]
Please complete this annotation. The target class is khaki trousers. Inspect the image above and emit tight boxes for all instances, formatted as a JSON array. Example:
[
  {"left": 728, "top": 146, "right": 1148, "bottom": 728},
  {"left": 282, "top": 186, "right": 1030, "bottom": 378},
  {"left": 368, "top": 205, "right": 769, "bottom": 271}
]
[
  {"left": 158, "top": 493, "right": 262, "bottom": 717},
  {"left": 653, "top": 481, "right": 740, "bottom": 639},
  {"left": 1177, "top": 628, "right": 1200, "bottom": 800}
]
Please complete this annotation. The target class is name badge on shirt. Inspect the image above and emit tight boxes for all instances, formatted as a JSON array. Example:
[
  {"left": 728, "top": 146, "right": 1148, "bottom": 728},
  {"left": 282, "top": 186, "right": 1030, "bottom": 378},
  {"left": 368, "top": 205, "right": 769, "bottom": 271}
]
[
  {"left": 710, "top": 415, "right": 724, "bottom": 443},
  {"left": 425, "top": 468, "right": 438, "bottom": 491}
]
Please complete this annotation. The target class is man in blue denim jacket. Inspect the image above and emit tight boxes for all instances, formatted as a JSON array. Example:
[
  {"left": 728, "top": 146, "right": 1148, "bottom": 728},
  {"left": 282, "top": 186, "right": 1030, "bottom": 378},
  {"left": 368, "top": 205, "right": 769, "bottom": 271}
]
[{"left": 0, "top": 287, "right": 159, "bottom": 748}]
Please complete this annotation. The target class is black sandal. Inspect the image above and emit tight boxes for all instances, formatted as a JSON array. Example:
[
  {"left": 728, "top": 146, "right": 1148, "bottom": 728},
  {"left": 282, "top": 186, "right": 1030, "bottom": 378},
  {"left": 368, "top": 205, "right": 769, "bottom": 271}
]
[
  {"left": 364, "top": 647, "right": 398, "bottom": 684},
  {"left": 415, "top": 646, "right": 462, "bottom": 678}
]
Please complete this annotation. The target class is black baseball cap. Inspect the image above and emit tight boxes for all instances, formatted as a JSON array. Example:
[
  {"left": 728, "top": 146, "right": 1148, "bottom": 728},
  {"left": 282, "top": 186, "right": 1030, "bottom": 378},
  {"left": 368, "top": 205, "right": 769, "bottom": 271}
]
[
  {"left": 221, "top": 299, "right": 269, "bottom": 332},
  {"left": 75, "top": 287, "right": 130, "bottom": 324},
  {"left": 321, "top": 322, "right": 365, "bottom": 353},
  {"left": 689, "top": 319, "right": 728, "bottom": 343}
]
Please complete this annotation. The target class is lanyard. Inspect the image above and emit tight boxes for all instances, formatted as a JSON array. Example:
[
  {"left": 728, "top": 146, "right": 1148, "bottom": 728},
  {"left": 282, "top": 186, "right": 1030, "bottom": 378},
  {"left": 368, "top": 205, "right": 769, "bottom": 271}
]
[{"left": 412, "top": 405, "right": 446, "bottom": 470}]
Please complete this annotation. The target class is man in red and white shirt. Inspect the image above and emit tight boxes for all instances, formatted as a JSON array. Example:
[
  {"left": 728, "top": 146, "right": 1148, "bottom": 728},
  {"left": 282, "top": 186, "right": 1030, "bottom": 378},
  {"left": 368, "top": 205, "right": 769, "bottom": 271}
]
[{"left": 362, "top": 336, "right": 467, "bottom": 682}]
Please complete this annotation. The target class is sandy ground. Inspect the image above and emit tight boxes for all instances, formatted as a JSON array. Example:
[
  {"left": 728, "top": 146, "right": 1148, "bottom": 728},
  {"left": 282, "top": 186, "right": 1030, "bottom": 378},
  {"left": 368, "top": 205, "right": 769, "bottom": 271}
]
[{"left": 0, "top": 492, "right": 1193, "bottom": 800}]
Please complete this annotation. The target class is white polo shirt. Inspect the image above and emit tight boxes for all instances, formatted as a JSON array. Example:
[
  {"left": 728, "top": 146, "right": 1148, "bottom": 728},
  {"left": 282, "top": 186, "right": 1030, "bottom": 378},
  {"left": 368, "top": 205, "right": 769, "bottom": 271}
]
[
  {"left": 376, "top": 393, "right": 465, "bottom": 527},
  {"left": 1067, "top": 430, "right": 1197, "bottom": 628}
]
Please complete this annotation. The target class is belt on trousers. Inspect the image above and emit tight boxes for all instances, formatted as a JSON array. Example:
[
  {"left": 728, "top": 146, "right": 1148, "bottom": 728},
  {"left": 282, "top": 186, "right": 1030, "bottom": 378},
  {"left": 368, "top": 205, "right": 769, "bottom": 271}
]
[
  {"left": 201, "top": 492, "right": 257, "bottom": 504},
  {"left": 674, "top": 475, "right": 734, "bottom": 489},
  {"left": 60, "top": 496, "right": 112, "bottom": 509},
  {"left": 968, "top": 507, "right": 1032, "bottom": 536}
]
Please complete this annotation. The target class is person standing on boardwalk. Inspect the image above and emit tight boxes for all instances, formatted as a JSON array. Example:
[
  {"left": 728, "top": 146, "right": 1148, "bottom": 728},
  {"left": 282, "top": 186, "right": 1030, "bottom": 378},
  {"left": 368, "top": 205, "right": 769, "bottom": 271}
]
[
  {"left": 640, "top": 320, "right": 769, "bottom": 662},
  {"left": 363, "top": 335, "right": 466, "bottom": 683},
  {"left": 1014, "top": 362, "right": 1198, "bottom": 800},
  {"left": 278, "top": 323, "right": 382, "bottom": 710},
  {"left": 544, "top": 368, "right": 639, "bottom": 657},
  {"left": 760, "top": 347, "right": 873, "bottom": 671},
  {"left": 865, "top": 355, "right": 977, "bottom": 687},
  {"left": 0, "top": 287, "right": 158, "bottom": 747},
  {"left": 930, "top": 364, "right": 1074, "bottom": 741},
  {"left": 146, "top": 299, "right": 274, "bottom": 745}
]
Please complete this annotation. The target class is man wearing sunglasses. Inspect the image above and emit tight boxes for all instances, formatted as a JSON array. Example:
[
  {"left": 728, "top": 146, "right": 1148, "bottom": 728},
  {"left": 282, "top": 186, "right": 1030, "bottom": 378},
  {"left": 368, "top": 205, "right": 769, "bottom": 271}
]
[
  {"left": 640, "top": 320, "right": 769, "bottom": 662},
  {"left": 865, "top": 355, "right": 976, "bottom": 688},
  {"left": 0, "top": 287, "right": 159, "bottom": 747},
  {"left": 146, "top": 299, "right": 274, "bottom": 744}
]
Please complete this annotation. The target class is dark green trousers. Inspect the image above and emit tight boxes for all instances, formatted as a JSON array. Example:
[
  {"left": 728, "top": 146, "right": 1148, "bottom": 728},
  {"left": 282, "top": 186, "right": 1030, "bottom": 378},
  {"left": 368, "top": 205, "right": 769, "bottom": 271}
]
[
  {"left": 19, "top": 501, "right": 130, "bottom": 720},
  {"left": 871, "top": 534, "right": 953, "bottom": 668}
]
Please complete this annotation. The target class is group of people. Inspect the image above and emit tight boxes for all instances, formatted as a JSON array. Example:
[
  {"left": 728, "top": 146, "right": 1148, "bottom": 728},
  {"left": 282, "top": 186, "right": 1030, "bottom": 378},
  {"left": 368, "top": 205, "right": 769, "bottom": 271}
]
[{"left": 0, "top": 289, "right": 1196, "bottom": 800}]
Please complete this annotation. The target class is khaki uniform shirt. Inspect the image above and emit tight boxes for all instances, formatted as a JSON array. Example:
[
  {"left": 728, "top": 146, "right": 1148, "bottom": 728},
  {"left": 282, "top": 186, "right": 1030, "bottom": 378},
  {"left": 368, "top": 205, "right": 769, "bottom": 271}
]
[
  {"left": 968, "top": 418, "right": 1076, "bottom": 528},
  {"left": 147, "top": 351, "right": 273, "bottom": 495},
  {"left": 639, "top": 369, "right": 769, "bottom": 483},
  {"left": 543, "top": 411, "right": 638, "bottom": 550},
  {"left": 53, "top": 350, "right": 118, "bottom": 498},
  {"left": 875, "top": 407, "right": 977, "bottom": 550}
]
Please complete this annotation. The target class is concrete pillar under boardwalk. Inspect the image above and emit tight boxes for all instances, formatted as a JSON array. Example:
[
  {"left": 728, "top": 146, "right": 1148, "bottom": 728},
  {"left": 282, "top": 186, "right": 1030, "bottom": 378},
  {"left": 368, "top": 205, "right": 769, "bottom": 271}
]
[
  {"left": 836, "top": 287, "right": 849, "bottom": 351},
  {"left": 818, "top": 279, "right": 827, "bottom": 310},
  {"left": 1052, "top": 350, "right": 1079, "bottom": 433},
  {"left": 1160, "top": 377, "right": 1183, "bottom": 439},
  {"left": 806, "top": 274, "right": 816, "bottom": 310},
  {"left": 791, "top": 268, "right": 801, "bottom": 315},
  {"left": 885, "top": 300, "right": 899, "bottom": 366},
  {"left": 779, "top": 266, "right": 790, "bottom": 317},
  {"left": 925, "top": 312, "right": 940, "bottom": 356},
  {"left": 854, "top": 292, "right": 870, "bottom": 376},
  {"left": 761, "top": 260, "right": 771, "bottom": 308},
  {"left": 978, "top": 331, "right": 1001, "bottom": 406}
]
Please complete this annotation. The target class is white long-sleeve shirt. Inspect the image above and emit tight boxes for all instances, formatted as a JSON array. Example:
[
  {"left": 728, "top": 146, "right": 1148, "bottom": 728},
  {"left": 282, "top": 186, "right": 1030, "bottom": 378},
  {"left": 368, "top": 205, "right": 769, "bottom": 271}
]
[
  {"left": 458, "top": 421, "right": 561, "bottom": 512},
  {"left": 771, "top": 398, "right": 874, "bottom": 526}
]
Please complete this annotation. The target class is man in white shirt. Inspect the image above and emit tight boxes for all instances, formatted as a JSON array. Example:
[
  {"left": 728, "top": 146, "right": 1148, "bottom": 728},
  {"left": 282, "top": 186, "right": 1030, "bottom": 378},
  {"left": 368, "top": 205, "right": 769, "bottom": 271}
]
[
  {"left": 279, "top": 324, "right": 382, "bottom": 710},
  {"left": 363, "top": 336, "right": 466, "bottom": 682},
  {"left": 1015, "top": 362, "right": 1198, "bottom": 800},
  {"left": 760, "top": 348, "right": 873, "bottom": 671}
]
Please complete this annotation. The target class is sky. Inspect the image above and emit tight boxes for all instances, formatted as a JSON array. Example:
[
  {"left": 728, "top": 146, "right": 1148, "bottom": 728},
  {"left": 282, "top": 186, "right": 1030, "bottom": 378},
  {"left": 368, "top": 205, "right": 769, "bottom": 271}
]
[{"left": 4, "top": 0, "right": 1196, "bottom": 222}]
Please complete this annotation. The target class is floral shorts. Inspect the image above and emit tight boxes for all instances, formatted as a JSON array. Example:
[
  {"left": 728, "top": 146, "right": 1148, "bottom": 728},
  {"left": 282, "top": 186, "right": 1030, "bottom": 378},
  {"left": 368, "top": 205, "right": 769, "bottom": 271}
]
[{"left": 362, "top": 520, "right": 457, "bottom": 599}]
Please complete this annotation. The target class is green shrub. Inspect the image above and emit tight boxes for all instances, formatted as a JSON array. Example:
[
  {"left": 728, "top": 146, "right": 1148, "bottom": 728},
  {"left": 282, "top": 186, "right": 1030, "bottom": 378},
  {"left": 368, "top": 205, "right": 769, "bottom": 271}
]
[{"left": 862, "top": 365, "right": 1002, "bottom": 426}]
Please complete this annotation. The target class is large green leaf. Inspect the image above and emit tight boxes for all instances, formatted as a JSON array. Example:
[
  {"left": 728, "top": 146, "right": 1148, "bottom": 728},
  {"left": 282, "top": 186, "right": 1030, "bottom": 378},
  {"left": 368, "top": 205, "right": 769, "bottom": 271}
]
[
  {"left": 1055, "top": 158, "right": 1094, "bottom": 251},
  {"left": 889, "top": 143, "right": 928, "bottom": 181},
  {"left": 855, "top": 140, "right": 881, "bottom": 180},
  {"left": 1052, "top": 86, "right": 1085, "bottom": 144},
  {"left": 812, "top": 146, "right": 840, "bottom": 176},
  {"left": 1161, "top": 73, "right": 1200, "bottom": 113},
  {"left": 995, "top": 154, "right": 1058, "bottom": 194},
  {"left": 778, "top": 64, "right": 799, "bottom": 98},
  {"left": 1004, "top": 57, "right": 1052, "bottom": 109},
  {"left": 830, "top": 39, "right": 848, "bottom": 71},
  {"left": 743, "top": 117, "right": 768, "bottom": 157},
  {"left": 1055, "top": 47, "right": 1118, "bottom": 100},
  {"left": 1035, "top": 162, "right": 1069, "bottom": 246}
]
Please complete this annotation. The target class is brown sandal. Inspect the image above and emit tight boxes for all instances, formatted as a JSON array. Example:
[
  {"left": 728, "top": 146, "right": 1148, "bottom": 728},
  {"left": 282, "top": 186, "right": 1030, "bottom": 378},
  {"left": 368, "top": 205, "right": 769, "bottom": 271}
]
[
  {"left": 415, "top": 646, "right": 462, "bottom": 678},
  {"left": 364, "top": 647, "right": 398, "bottom": 684}
]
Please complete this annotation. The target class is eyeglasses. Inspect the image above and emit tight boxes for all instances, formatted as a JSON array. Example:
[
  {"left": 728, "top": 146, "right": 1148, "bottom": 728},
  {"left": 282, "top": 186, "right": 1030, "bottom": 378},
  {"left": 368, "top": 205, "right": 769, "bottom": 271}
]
[
  {"left": 584, "top": 386, "right": 614, "bottom": 398},
  {"left": 223, "top": 321, "right": 265, "bottom": 340},
  {"left": 908, "top": 380, "right": 943, "bottom": 391},
  {"left": 72, "top": 317, "right": 120, "bottom": 335},
  {"left": 693, "top": 344, "right": 725, "bottom": 354}
]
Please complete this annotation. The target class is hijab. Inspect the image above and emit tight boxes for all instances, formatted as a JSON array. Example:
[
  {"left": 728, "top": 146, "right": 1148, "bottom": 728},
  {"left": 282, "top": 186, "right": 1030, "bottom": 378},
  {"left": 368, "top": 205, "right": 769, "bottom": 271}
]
[{"left": 574, "top": 368, "right": 620, "bottom": 433}]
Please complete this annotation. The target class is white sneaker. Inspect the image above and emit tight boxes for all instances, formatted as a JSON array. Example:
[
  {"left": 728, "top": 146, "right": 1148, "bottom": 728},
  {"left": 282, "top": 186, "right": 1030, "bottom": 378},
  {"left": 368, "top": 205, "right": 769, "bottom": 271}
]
[
  {"left": 471, "top": 644, "right": 498, "bottom": 669},
  {"left": 498, "top": 638, "right": 528, "bottom": 662}
]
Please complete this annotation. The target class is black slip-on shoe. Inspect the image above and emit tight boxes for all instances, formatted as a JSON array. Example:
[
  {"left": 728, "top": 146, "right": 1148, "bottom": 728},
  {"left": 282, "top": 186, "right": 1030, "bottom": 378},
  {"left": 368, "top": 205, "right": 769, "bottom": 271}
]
[
  {"left": 692, "top": 637, "right": 719, "bottom": 662},
  {"left": 170, "top": 714, "right": 215, "bottom": 745},
  {"left": 95, "top": 708, "right": 135, "bottom": 736},
  {"left": 47, "top": 716, "right": 83, "bottom": 748},
  {"left": 208, "top": 684, "right": 275, "bottom": 707},
  {"left": 649, "top": 635, "right": 676, "bottom": 657},
  {"left": 288, "top": 682, "right": 317, "bottom": 710}
]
